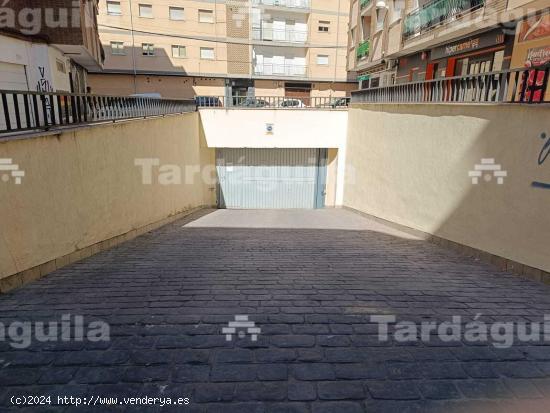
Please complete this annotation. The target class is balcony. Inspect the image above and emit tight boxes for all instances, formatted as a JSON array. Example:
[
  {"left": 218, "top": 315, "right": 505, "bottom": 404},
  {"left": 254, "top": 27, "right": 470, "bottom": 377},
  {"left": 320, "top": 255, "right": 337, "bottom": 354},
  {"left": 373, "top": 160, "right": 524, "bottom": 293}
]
[
  {"left": 356, "top": 40, "right": 370, "bottom": 58},
  {"left": 402, "top": 0, "right": 485, "bottom": 40},
  {"left": 252, "top": 26, "right": 308, "bottom": 44},
  {"left": 251, "top": 0, "right": 310, "bottom": 10},
  {"left": 360, "top": 0, "right": 372, "bottom": 9},
  {"left": 254, "top": 63, "right": 308, "bottom": 77}
]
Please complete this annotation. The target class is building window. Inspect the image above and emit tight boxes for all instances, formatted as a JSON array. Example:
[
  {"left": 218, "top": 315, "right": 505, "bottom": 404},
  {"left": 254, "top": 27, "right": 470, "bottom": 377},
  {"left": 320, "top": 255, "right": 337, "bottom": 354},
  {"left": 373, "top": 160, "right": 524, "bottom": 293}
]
[
  {"left": 198, "top": 9, "right": 214, "bottom": 23},
  {"left": 200, "top": 47, "right": 215, "bottom": 59},
  {"left": 142, "top": 43, "right": 155, "bottom": 56},
  {"left": 317, "top": 55, "right": 329, "bottom": 65},
  {"left": 169, "top": 6, "right": 184, "bottom": 20},
  {"left": 110, "top": 41, "right": 125, "bottom": 55},
  {"left": 172, "top": 45, "right": 187, "bottom": 58},
  {"left": 318, "top": 20, "right": 330, "bottom": 32},
  {"left": 56, "top": 60, "right": 66, "bottom": 73},
  {"left": 139, "top": 4, "right": 153, "bottom": 18},
  {"left": 106, "top": 1, "right": 121, "bottom": 15}
]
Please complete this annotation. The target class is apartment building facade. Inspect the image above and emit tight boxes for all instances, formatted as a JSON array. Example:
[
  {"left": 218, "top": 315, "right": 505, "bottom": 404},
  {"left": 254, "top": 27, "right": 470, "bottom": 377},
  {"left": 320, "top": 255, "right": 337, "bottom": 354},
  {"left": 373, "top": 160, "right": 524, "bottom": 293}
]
[
  {"left": 88, "top": 0, "right": 356, "bottom": 99},
  {"left": 347, "top": 0, "right": 549, "bottom": 89},
  {"left": 0, "top": 0, "right": 104, "bottom": 94}
]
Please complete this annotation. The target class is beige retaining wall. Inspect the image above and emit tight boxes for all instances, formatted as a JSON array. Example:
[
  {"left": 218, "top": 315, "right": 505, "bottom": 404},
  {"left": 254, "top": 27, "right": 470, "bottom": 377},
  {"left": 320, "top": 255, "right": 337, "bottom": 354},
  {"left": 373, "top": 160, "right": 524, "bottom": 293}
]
[
  {"left": 344, "top": 103, "right": 550, "bottom": 276},
  {"left": 0, "top": 113, "right": 216, "bottom": 288}
]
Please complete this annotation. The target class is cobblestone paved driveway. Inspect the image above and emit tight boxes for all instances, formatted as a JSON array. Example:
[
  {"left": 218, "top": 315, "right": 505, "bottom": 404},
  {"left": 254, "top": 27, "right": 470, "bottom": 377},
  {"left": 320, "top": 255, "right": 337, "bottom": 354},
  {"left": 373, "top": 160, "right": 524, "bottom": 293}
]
[{"left": 1, "top": 209, "right": 550, "bottom": 412}]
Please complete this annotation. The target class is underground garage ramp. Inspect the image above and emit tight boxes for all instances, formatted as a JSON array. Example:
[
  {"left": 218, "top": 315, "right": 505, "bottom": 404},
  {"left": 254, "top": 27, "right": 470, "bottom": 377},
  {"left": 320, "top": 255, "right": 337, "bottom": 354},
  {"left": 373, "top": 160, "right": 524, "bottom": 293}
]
[{"left": 216, "top": 148, "right": 328, "bottom": 209}]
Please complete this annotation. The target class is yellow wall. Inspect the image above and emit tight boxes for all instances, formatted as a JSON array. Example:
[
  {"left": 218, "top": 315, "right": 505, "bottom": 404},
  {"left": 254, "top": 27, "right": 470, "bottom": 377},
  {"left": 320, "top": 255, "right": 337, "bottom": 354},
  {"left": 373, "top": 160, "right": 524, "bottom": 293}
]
[
  {"left": 100, "top": 0, "right": 229, "bottom": 76},
  {"left": 344, "top": 104, "right": 550, "bottom": 273},
  {"left": 89, "top": 74, "right": 356, "bottom": 98},
  {"left": 88, "top": 74, "right": 225, "bottom": 98},
  {"left": 98, "top": 0, "right": 351, "bottom": 82},
  {"left": 0, "top": 113, "right": 215, "bottom": 281}
]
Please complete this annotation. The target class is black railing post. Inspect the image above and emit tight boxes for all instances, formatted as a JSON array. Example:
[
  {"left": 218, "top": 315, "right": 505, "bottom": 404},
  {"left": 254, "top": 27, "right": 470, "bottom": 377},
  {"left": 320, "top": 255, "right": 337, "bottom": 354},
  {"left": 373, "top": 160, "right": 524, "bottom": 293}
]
[
  {"left": 2, "top": 92, "right": 12, "bottom": 131},
  {"left": 12, "top": 94, "right": 21, "bottom": 130},
  {"left": 40, "top": 94, "right": 49, "bottom": 128},
  {"left": 49, "top": 94, "right": 57, "bottom": 126},
  {"left": 64, "top": 95, "right": 70, "bottom": 124},
  {"left": 23, "top": 94, "right": 31, "bottom": 129},
  {"left": 519, "top": 70, "right": 528, "bottom": 103},
  {"left": 56, "top": 95, "right": 63, "bottom": 125},
  {"left": 540, "top": 67, "right": 549, "bottom": 104}
]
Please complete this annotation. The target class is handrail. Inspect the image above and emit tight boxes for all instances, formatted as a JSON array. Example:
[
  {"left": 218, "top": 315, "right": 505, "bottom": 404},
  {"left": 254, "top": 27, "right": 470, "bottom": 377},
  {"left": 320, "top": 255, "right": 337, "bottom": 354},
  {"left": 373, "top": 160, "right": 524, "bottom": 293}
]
[
  {"left": 403, "top": 0, "right": 485, "bottom": 40},
  {"left": 0, "top": 90, "right": 196, "bottom": 135},
  {"left": 251, "top": 27, "right": 309, "bottom": 43},
  {"left": 251, "top": 0, "right": 311, "bottom": 9},
  {"left": 351, "top": 65, "right": 550, "bottom": 104},
  {"left": 196, "top": 96, "right": 350, "bottom": 109},
  {"left": 254, "top": 63, "right": 308, "bottom": 77}
]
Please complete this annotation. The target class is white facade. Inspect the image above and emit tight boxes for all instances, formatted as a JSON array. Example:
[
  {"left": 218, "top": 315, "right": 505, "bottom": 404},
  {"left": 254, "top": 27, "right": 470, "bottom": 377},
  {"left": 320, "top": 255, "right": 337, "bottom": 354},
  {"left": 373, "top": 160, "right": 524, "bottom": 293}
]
[
  {"left": 254, "top": 46, "right": 308, "bottom": 77},
  {"left": 0, "top": 34, "right": 72, "bottom": 93},
  {"left": 251, "top": 4, "right": 310, "bottom": 78}
]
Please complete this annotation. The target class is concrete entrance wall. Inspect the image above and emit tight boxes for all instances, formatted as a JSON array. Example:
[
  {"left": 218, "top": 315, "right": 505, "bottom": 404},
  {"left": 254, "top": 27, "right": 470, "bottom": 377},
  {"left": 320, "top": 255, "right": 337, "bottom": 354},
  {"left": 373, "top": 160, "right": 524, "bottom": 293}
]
[
  {"left": 344, "top": 103, "right": 550, "bottom": 275},
  {"left": 199, "top": 108, "right": 348, "bottom": 206},
  {"left": 0, "top": 113, "right": 215, "bottom": 287}
]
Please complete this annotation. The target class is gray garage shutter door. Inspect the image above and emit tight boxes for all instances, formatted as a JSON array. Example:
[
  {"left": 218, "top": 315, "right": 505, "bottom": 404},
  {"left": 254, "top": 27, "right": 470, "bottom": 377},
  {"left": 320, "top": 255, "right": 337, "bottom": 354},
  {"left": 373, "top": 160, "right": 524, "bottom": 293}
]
[{"left": 216, "top": 148, "right": 327, "bottom": 209}]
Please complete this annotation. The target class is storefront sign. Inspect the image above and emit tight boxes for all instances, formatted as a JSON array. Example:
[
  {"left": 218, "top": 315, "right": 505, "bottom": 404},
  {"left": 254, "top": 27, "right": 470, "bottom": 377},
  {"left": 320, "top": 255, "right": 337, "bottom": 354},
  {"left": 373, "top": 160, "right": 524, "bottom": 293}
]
[
  {"left": 431, "top": 29, "right": 505, "bottom": 60},
  {"left": 526, "top": 46, "right": 550, "bottom": 66}
]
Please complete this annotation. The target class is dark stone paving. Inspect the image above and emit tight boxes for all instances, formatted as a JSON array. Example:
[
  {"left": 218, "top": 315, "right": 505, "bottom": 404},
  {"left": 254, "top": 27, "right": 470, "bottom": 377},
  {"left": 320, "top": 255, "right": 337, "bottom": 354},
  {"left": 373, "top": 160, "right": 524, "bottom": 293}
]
[{"left": 1, "top": 209, "right": 550, "bottom": 412}]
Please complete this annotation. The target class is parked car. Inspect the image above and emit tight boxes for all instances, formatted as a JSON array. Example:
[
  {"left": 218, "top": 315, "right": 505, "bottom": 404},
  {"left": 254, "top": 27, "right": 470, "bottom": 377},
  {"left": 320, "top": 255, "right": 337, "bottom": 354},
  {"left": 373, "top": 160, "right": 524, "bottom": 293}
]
[
  {"left": 130, "top": 93, "right": 162, "bottom": 99},
  {"left": 239, "top": 98, "right": 270, "bottom": 108},
  {"left": 195, "top": 96, "right": 223, "bottom": 107},
  {"left": 279, "top": 99, "right": 307, "bottom": 108},
  {"left": 331, "top": 97, "right": 350, "bottom": 108}
]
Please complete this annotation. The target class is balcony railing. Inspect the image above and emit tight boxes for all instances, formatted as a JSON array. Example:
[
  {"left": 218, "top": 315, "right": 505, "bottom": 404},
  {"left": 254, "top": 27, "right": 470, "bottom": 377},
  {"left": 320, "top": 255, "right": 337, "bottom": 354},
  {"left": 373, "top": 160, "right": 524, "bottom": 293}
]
[
  {"left": 402, "top": 0, "right": 485, "bottom": 40},
  {"left": 357, "top": 41, "right": 370, "bottom": 58},
  {"left": 252, "top": 27, "right": 308, "bottom": 43},
  {"left": 197, "top": 96, "right": 350, "bottom": 109},
  {"left": 0, "top": 90, "right": 196, "bottom": 135},
  {"left": 254, "top": 63, "right": 308, "bottom": 77},
  {"left": 360, "top": 0, "right": 372, "bottom": 9},
  {"left": 251, "top": 0, "right": 310, "bottom": 9},
  {"left": 351, "top": 65, "right": 550, "bottom": 104}
]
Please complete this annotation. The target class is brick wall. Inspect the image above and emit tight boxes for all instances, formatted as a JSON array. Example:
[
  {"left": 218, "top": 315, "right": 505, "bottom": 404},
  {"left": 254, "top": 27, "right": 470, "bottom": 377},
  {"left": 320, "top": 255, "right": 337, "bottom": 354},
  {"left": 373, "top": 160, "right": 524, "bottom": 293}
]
[
  {"left": 3, "top": 0, "right": 104, "bottom": 68},
  {"left": 226, "top": 0, "right": 250, "bottom": 75}
]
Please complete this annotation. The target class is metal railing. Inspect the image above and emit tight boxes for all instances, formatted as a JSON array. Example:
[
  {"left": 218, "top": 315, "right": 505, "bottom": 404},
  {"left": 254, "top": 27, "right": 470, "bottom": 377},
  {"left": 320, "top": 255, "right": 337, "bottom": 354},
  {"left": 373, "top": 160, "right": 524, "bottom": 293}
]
[
  {"left": 357, "top": 40, "right": 370, "bottom": 58},
  {"left": 196, "top": 96, "right": 350, "bottom": 109},
  {"left": 360, "top": 0, "right": 372, "bottom": 9},
  {"left": 0, "top": 90, "right": 196, "bottom": 135},
  {"left": 254, "top": 63, "right": 308, "bottom": 77},
  {"left": 351, "top": 65, "right": 550, "bottom": 104},
  {"left": 252, "top": 27, "right": 308, "bottom": 43},
  {"left": 403, "top": 0, "right": 485, "bottom": 40},
  {"left": 251, "top": 0, "right": 310, "bottom": 9}
]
